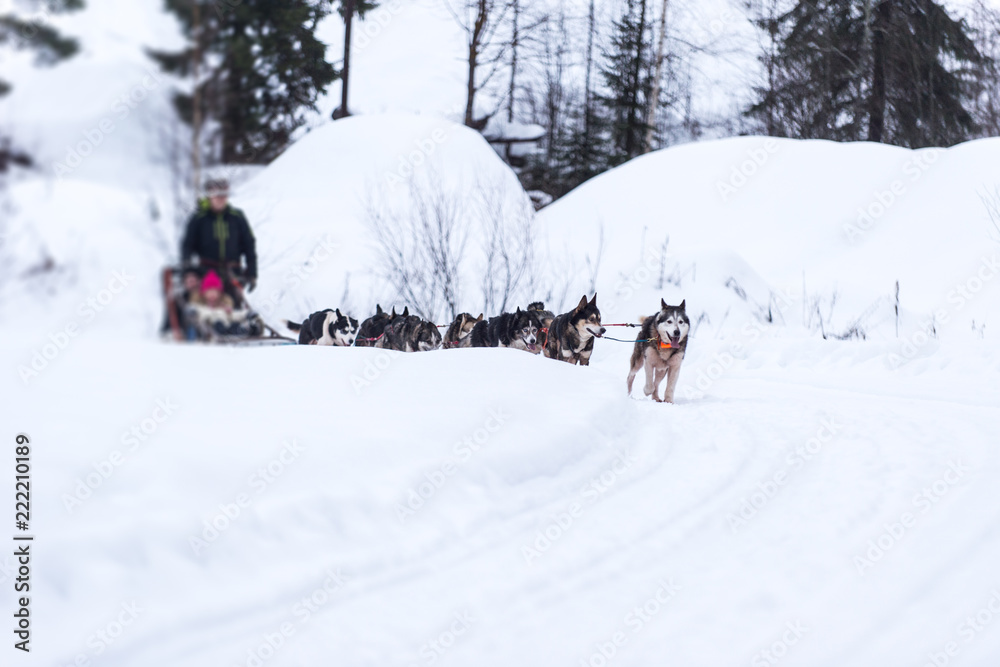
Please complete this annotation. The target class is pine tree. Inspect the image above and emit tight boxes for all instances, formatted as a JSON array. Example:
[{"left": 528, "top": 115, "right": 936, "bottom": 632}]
[
  {"left": 598, "top": 0, "right": 654, "bottom": 166},
  {"left": 150, "top": 0, "right": 338, "bottom": 165},
  {"left": 0, "top": 0, "right": 83, "bottom": 170},
  {"left": 0, "top": 0, "right": 82, "bottom": 95},
  {"left": 748, "top": 0, "right": 986, "bottom": 148}
]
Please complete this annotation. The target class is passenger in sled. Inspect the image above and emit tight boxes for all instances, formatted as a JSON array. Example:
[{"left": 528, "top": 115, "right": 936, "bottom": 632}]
[
  {"left": 184, "top": 270, "right": 261, "bottom": 340},
  {"left": 162, "top": 177, "right": 263, "bottom": 341}
]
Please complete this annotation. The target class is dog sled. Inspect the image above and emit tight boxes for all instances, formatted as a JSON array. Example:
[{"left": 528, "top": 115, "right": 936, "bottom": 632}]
[{"left": 160, "top": 265, "right": 295, "bottom": 346}]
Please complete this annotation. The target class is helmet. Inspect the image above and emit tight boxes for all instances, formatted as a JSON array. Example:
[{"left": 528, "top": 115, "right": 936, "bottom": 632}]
[{"left": 204, "top": 177, "right": 230, "bottom": 197}]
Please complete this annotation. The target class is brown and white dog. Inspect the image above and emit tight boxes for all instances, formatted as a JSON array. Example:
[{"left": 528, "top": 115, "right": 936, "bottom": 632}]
[
  {"left": 443, "top": 312, "right": 483, "bottom": 348},
  {"left": 543, "top": 294, "right": 606, "bottom": 365}
]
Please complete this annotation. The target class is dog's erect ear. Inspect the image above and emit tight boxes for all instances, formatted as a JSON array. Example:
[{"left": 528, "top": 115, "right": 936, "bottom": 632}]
[
  {"left": 516, "top": 306, "right": 522, "bottom": 313},
  {"left": 661, "top": 298, "right": 669, "bottom": 310},
  {"left": 575, "top": 295, "right": 589, "bottom": 311},
  {"left": 476, "top": 313, "right": 484, "bottom": 321},
  {"left": 376, "top": 304, "right": 384, "bottom": 316},
  {"left": 335, "top": 308, "right": 342, "bottom": 318},
  {"left": 590, "top": 293, "right": 598, "bottom": 305},
  {"left": 679, "top": 299, "right": 686, "bottom": 311},
  {"left": 402, "top": 306, "right": 409, "bottom": 317},
  {"left": 390, "top": 307, "right": 397, "bottom": 318}
]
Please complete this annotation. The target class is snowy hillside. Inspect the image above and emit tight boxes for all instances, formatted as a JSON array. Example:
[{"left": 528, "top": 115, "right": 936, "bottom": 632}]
[
  {"left": 3, "top": 0, "right": 1000, "bottom": 663},
  {"left": 4, "top": 118, "right": 1000, "bottom": 665},
  {"left": 540, "top": 136, "right": 1000, "bottom": 341}
]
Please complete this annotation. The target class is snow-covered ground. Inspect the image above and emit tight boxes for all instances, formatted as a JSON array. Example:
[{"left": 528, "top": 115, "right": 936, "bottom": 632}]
[
  {"left": 3, "top": 118, "right": 1000, "bottom": 665},
  {"left": 3, "top": 1, "right": 1000, "bottom": 664},
  {"left": 3, "top": 330, "right": 1000, "bottom": 666}
]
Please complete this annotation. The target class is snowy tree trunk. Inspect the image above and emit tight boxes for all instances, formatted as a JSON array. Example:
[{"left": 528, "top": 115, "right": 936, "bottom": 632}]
[
  {"left": 191, "top": 0, "right": 202, "bottom": 194},
  {"left": 335, "top": 0, "right": 356, "bottom": 119},
  {"left": 643, "top": 0, "right": 669, "bottom": 153}
]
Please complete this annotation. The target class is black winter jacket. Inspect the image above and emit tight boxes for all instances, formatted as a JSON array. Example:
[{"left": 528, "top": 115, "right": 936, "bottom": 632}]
[{"left": 181, "top": 201, "right": 257, "bottom": 279}]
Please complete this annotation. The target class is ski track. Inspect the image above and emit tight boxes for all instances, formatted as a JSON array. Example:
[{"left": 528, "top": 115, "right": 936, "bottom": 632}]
[{"left": 7, "top": 337, "right": 1000, "bottom": 667}]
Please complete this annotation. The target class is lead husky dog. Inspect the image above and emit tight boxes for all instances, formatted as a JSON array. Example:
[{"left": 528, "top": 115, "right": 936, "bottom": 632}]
[
  {"left": 543, "top": 294, "right": 606, "bottom": 365},
  {"left": 286, "top": 309, "right": 358, "bottom": 346},
  {"left": 443, "top": 312, "right": 483, "bottom": 348},
  {"left": 627, "top": 300, "right": 689, "bottom": 403}
]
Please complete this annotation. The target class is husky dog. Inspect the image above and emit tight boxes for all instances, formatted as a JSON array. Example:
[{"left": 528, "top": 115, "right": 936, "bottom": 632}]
[
  {"left": 378, "top": 311, "right": 442, "bottom": 352},
  {"left": 356, "top": 305, "right": 399, "bottom": 347},
  {"left": 627, "top": 300, "right": 689, "bottom": 403},
  {"left": 443, "top": 312, "right": 483, "bottom": 348},
  {"left": 286, "top": 309, "right": 358, "bottom": 346},
  {"left": 543, "top": 294, "right": 606, "bottom": 365},
  {"left": 527, "top": 301, "right": 555, "bottom": 331},
  {"left": 471, "top": 308, "right": 544, "bottom": 353}
]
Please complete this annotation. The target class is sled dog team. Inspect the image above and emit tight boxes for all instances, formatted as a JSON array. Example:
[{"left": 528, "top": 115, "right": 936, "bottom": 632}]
[{"left": 287, "top": 296, "right": 690, "bottom": 403}]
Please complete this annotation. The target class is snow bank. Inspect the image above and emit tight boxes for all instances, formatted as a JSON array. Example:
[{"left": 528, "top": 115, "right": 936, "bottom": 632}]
[
  {"left": 239, "top": 114, "right": 531, "bottom": 325},
  {"left": 539, "top": 136, "right": 1000, "bottom": 339},
  {"left": 4, "top": 330, "right": 1000, "bottom": 667}
]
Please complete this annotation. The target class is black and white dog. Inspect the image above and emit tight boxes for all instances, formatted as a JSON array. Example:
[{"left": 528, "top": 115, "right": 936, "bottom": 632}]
[
  {"left": 287, "top": 309, "right": 358, "bottom": 346},
  {"left": 627, "top": 300, "right": 689, "bottom": 403},
  {"left": 470, "top": 308, "right": 544, "bottom": 353}
]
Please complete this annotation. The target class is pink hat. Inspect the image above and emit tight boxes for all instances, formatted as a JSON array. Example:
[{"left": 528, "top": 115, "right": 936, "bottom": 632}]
[{"left": 201, "top": 270, "right": 223, "bottom": 292}]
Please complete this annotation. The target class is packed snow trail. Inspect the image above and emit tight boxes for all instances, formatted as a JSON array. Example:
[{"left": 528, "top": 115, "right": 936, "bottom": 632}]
[{"left": 4, "top": 332, "right": 999, "bottom": 667}]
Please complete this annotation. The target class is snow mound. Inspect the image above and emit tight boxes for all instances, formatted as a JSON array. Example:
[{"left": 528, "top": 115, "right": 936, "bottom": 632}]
[
  {"left": 239, "top": 114, "right": 531, "bottom": 325},
  {"left": 539, "top": 136, "right": 1000, "bottom": 339}
]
